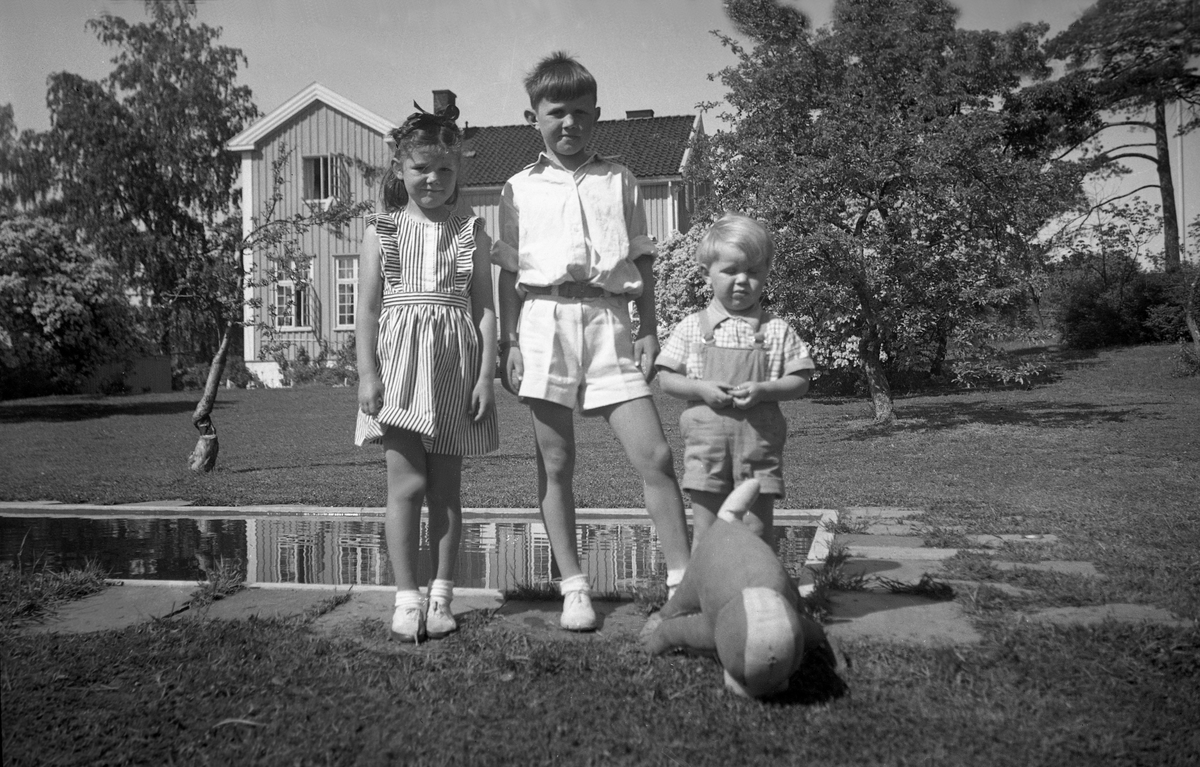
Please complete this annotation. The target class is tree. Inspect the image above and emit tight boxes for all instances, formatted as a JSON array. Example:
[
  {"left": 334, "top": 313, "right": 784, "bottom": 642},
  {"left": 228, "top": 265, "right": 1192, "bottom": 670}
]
[
  {"left": 0, "top": 215, "right": 140, "bottom": 399},
  {"left": 16, "top": 1, "right": 369, "bottom": 470},
  {"left": 687, "top": 0, "right": 1085, "bottom": 423},
  {"left": 0, "top": 105, "right": 55, "bottom": 213},
  {"left": 44, "top": 0, "right": 258, "bottom": 359},
  {"left": 186, "top": 148, "right": 372, "bottom": 472},
  {"left": 1043, "top": 0, "right": 1200, "bottom": 273}
]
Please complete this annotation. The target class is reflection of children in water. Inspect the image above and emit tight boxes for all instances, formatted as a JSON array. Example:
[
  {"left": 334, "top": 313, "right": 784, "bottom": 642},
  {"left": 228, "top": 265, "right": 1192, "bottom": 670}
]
[{"left": 194, "top": 519, "right": 219, "bottom": 577}]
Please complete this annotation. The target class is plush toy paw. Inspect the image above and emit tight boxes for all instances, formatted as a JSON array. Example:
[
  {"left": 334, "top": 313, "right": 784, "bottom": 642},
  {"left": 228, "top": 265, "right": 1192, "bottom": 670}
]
[
  {"left": 716, "top": 478, "right": 761, "bottom": 523},
  {"left": 638, "top": 612, "right": 664, "bottom": 650}
]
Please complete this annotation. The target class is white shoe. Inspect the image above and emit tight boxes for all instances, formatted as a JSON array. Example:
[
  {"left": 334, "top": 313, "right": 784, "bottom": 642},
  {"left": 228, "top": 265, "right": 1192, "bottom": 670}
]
[
  {"left": 425, "top": 601, "right": 458, "bottom": 638},
  {"left": 560, "top": 589, "right": 597, "bottom": 632},
  {"left": 390, "top": 605, "right": 425, "bottom": 643}
]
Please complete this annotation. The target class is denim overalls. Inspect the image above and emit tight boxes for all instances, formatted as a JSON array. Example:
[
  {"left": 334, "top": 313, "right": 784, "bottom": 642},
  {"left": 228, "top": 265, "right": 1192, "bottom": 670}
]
[{"left": 678, "top": 311, "right": 786, "bottom": 496}]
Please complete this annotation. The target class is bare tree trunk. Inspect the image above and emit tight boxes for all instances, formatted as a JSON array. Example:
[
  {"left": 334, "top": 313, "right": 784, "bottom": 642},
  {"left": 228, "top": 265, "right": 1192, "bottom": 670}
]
[
  {"left": 1154, "top": 97, "right": 1181, "bottom": 273},
  {"left": 188, "top": 324, "right": 232, "bottom": 473},
  {"left": 1186, "top": 270, "right": 1200, "bottom": 357},
  {"left": 846, "top": 262, "right": 896, "bottom": 425},
  {"left": 929, "top": 322, "right": 949, "bottom": 378},
  {"left": 859, "top": 326, "right": 895, "bottom": 426}
]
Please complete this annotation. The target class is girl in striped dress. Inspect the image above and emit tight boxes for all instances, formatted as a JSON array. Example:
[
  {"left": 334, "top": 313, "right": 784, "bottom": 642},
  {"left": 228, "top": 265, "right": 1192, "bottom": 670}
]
[{"left": 355, "top": 111, "right": 498, "bottom": 643}]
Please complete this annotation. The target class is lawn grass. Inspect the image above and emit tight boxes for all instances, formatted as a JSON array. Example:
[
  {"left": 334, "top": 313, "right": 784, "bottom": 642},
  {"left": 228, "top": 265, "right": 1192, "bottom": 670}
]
[
  {"left": 0, "top": 560, "right": 108, "bottom": 625},
  {"left": 2, "top": 342, "right": 1200, "bottom": 765},
  {"left": 3, "top": 343, "right": 1197, "bottom": 615},
  {"left": 3, "top": 612, "right": 1197, "bottom": 766}
]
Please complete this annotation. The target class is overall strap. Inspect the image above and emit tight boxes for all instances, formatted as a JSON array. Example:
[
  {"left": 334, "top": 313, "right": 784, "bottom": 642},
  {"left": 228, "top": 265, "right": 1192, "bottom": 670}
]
[
  {"left": 752, "top": 311, "right": 771, "bottom": 349},
  {"left": 699, "top": 309, "right": 766, "bottom": 348}
]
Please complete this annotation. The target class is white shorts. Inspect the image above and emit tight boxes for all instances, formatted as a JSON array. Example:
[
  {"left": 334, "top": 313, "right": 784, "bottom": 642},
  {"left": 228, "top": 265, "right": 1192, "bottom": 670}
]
[{"left": 517, "top": 295, "right": 651, "bottom": 411}]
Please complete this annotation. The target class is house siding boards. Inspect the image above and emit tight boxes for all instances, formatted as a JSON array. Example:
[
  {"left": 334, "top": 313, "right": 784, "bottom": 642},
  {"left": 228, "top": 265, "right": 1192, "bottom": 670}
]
[
  {"left": 229, "top": 85, "right": 701, "bottom": 386},
  {"left": 242, "top": 101, "right": 389, "bottom": 368}
]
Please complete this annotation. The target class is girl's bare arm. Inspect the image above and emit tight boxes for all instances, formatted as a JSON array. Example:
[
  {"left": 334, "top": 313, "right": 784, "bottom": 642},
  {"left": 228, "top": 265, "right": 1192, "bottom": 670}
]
[{"left": 356, "top": 226, "right": 384, "bottom": 414}]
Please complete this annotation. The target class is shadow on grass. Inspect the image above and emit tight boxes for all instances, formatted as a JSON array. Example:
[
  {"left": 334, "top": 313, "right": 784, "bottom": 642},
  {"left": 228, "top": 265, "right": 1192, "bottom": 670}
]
[
  {"left": 805, "top": 347, "right": 1107, "bottom": 406},
  {"left": 838, "top": 399, "right": 1159, "bottom": 439},
  {"left": 767, "top": 652, "right": 849, "bottom": 706},
  {"left": 223, "top": 457, "right": 379, "bottom": 474},
  {"left": 0, "top": 398, "right": 211, "bottom": 424}
]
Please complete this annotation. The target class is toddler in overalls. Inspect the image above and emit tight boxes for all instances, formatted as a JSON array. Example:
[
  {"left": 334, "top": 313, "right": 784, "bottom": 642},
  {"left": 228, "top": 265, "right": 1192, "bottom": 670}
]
[{"left": 657, "top": 213, "right": 814, "bottom": 547}]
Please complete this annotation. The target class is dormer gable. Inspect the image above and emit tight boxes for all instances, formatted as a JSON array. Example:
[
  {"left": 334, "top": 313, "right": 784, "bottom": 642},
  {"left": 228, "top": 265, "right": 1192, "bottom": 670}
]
[{"left": 226, "top": 82, "right": 393, "bottom": 153}]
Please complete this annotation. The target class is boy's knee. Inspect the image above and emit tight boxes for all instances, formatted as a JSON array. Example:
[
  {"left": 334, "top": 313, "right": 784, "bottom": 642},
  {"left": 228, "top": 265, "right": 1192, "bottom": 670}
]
[
  {"left": 538, "top": 443, "right": 576, "bottom": 480},
  {"left": 638, "top": 441, "right": 676, "bottom": 480}
]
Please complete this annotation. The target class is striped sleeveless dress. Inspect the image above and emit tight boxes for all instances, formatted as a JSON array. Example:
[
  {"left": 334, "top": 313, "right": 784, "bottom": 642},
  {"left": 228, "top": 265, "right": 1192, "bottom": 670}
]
[{"left": 354, "top": 210, "right": 499, "bottom": 456}]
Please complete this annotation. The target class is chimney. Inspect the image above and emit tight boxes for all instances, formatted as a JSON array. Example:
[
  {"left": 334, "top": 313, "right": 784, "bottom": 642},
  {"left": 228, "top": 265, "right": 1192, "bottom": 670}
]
[
  {"left": 626, "top": 109, "right": 654, "bottom": 119},
  {"left": 433, "top": 89, "right": 459, "bottom": 120}
]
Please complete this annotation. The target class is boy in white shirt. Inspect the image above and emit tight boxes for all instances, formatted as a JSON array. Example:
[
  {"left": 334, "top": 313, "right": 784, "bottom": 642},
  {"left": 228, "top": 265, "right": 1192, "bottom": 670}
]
[{"left": 492, "top": 51, "right": 690, "bottom": 631}]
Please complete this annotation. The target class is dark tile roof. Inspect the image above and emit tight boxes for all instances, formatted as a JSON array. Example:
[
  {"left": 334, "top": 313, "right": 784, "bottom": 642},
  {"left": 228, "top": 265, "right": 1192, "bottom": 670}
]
[{"left": 459, "top": 115, "right": 698, "bottom": 187}]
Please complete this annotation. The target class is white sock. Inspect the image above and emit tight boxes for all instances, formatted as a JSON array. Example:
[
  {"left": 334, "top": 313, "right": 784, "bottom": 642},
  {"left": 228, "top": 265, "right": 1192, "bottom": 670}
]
[
  {"left": 560, "top": 574, "right": 590, "bottom": 595},
  {"left": 428, "top": 578, "right": 454, "bottom": 607},
  {"left": 394, "top": 589, "right": 422, "bottom": 609},
  {"left": 666, "top": 568, "right": 686, "bottom": 600}
]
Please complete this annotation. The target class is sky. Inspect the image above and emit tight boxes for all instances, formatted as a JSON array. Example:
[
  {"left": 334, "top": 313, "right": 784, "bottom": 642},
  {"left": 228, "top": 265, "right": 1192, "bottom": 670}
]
[
  {"left": 0, "top": 0, "right": 1195, "bottom": 257},
  {"left": 0, "top": 0, "right": 1094, "bottom": 133}
]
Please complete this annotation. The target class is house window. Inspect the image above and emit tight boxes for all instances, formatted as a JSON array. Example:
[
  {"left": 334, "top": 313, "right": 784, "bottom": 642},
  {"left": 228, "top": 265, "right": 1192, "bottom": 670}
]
[
  {"left": 336, "top": 256, "right": 357, "bottom": 328},
  {"left": 274, "top": 260, "right": 311, "bottom": 329},
  {"left": 303, "top": 155, "right": 340, "bottom": 201}
]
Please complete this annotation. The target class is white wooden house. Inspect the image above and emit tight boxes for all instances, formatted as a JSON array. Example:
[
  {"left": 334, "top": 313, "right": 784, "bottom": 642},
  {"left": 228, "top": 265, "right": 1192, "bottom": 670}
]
[{"left": 226, "top": 83, "right": 704, "bottom": 386}]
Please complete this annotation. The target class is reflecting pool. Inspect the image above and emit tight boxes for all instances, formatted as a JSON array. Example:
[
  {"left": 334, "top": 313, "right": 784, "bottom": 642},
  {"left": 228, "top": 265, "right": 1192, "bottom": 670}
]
[{"left": 0, "top": 509, "right": 831, "bottom": 593}]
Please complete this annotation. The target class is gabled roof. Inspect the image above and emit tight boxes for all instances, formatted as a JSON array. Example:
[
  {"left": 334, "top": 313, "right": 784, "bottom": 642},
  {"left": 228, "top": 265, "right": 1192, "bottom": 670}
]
[
  {"left": 226, "top": 83, "right": 393, "bottom": 153},
  {"left": 460, "top": 114, "right": 702, "bottom": 187},
  {"left": 227, "top": 82, "right": 703, "bottom": 184}
]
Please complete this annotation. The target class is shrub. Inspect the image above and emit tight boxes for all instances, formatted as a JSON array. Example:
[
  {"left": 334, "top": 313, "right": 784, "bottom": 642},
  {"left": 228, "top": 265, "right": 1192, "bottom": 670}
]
[
  {"left": 653, "top": 227, "right": 710, "bottom": 335},
  {"left": 1053, "top": 265, "right": 1190, "bottom": 350},
  {"left": 1, "top": 215, "right": 144, "bottom": 399},
  {"left": 277, "top": 339, "right": 357, "bottom": 387},
  {"left": 173, "top": 356, "right": 263, "bottom": 391}
]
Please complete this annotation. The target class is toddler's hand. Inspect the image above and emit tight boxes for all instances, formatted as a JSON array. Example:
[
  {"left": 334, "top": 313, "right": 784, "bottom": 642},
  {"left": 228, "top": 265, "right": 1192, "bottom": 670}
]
[
  {"left": 358, "top": 377, "right": 384, "bottom": 416},
  {"left": 699, "top": 382, "right": 734, "bottom": 409},
  {"left": 731, "top": 382, "right": 763, "bottom": 409}
]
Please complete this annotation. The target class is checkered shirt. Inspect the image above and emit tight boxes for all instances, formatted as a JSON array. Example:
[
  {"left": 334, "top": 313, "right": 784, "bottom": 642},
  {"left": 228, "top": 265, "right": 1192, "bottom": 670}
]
[{"left": 657, "top": 304, "right": 814, "bottom": 381}]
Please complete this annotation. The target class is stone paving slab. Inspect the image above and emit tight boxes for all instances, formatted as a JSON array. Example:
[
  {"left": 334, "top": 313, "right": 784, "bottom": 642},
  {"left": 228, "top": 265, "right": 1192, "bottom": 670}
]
[
  {"left": 839, "top": 533, "right": 930, "bottom": 549},
  {"left": 823, "top": 591, "right": 983, "bottom": 646},
  {"left": 863, "top": 522, "right": 925, "bottom": 536},
  {"left": 993, "top": 560, "right": 1104, "bottom": 578},
  {"left": 25, "top": 583, "right": 195, "bottom": 634},
  {"left": 178, "top": 588, "right": 342, "bottom": 623},
  {"left": 943, "top": 580, "right": 1036, "bottom": 598},
  {"left": 845, "top": 545, "right": 962, "bottom": 561},
  {"left": 841, "top": 507, "right": 925, "bottom": 520},
  {"left": 968, "top": 534, "right": 1060, "bottom": 548},
  {"left": 840, "top": 558, "right": 946, "bottom": 583},
  {"left": 1020, "top": 604, "right": 1194, "bottom": 628}
]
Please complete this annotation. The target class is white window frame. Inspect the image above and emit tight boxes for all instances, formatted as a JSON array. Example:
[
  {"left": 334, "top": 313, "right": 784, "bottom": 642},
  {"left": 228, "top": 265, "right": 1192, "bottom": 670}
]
[
  {"left": 274, "top": 259, "right": 312, "bottom": 330},
  {"left": 302, "top": 155, "right": 341, "bottom": 202},
  {"left": 335, "top": 255, "right": 358, "bottom": 329}
]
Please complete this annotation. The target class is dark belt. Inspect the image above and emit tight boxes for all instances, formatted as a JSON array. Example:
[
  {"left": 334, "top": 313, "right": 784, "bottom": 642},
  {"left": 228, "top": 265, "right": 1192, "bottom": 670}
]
[{"left": 523, "top": 282, "right": 619, "bottom": 299}]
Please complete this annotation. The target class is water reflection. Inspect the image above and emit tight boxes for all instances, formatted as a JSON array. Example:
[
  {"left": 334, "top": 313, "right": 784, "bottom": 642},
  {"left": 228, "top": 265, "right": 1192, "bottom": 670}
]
[{"left": 0, "top": 514, "right": 819, "bottom": 593}]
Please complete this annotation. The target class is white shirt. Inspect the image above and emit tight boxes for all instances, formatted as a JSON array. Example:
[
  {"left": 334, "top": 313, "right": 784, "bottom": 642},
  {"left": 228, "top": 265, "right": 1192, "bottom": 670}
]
[{"left": 491, "top": 152, "right": 656, "bottom": 296}]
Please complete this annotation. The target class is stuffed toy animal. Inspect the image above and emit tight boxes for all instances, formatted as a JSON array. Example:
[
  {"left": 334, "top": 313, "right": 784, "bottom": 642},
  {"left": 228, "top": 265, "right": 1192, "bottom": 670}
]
[{"left": 641, "top": 479, "right": 837, "bottom": 698}]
